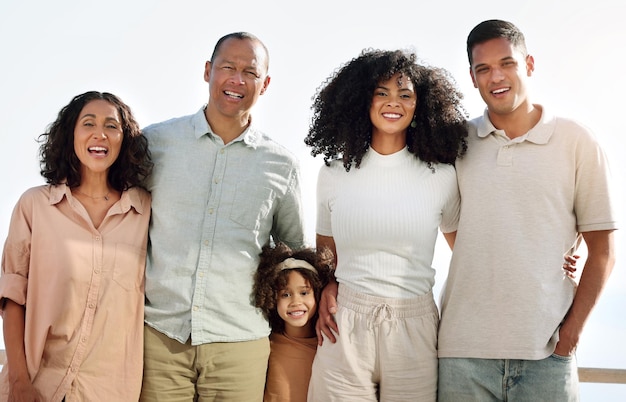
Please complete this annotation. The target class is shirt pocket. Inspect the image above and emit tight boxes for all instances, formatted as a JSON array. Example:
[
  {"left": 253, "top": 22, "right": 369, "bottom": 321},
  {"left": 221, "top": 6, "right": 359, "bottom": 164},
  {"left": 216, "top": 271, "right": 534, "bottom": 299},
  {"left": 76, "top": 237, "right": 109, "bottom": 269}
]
[
  {"left": 113, "top": 243, "right": 146, "bottom": 290},
  {"left": 229, "top": 184, "right": 275, "bottom": 230}
]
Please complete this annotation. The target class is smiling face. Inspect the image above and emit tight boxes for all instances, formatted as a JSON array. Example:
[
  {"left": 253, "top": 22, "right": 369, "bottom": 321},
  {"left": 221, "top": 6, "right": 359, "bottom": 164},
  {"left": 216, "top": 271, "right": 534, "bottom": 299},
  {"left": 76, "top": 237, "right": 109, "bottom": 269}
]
[
  {"left": 73, "top": 99, "right": 123, "bottom": 177},
  {"left": 276, "top": 270, "right": 317, "bottom": 337},
  {"left": 469, "top": 37, "right": 534, "bottom": 118},
  {"left": 369, "top": 72, "right": 417, "bottom": 142},
  {"left": 204, "top": 37, "right": 270, "bottom": 127}
]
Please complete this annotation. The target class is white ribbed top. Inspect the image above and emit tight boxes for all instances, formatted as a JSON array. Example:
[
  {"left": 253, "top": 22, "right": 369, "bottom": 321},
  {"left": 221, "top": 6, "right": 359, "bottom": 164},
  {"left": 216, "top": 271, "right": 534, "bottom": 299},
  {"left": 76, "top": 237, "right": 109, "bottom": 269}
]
[{"left": 316, "top": 147, "right": 459, "bottom": 298}]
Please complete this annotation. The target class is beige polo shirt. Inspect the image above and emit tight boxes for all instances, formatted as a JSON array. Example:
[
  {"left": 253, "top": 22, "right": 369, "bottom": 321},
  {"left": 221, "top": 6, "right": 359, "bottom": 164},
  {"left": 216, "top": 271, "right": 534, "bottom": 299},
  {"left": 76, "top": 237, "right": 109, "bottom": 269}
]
[{"left": 438, "top": 107, "right": 618, "bottom": 360}]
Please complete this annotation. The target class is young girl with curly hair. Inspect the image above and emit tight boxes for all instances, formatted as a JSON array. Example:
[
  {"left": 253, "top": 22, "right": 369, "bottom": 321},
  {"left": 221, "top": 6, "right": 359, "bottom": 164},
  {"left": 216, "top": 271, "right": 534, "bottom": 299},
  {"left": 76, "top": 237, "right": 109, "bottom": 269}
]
[
  {"left": 253, "top": 242, "right": 334, "bottom": 402},
  {"left": 305, "top": 49, "right": 468, "bottom": 401}
]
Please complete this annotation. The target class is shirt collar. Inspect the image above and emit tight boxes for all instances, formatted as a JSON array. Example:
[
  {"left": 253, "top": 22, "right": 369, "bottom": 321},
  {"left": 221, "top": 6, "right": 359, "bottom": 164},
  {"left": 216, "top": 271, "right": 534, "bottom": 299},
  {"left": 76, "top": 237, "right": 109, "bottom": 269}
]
[
  {"left": 51, "top": 183, "right": 147, "bottom": 215},
  {"left": 121, "top": 187, "right": 147, "bottom": 214},
  {"left": 49, "top": 184, "right": 66, "bottom": 205},
  {"left": 477, "top": 105, "right": 556, "bottom": 144},
  {"left": 193, "top": 106, "right": 261, "bottom": 148}
]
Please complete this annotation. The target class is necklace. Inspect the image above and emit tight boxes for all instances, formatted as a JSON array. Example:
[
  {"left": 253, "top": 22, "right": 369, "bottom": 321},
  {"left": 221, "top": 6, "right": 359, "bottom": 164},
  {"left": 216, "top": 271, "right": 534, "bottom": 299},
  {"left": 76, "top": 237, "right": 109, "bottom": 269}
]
[{"left": 74, "top": 189, "right": 110, "bottom": 201}]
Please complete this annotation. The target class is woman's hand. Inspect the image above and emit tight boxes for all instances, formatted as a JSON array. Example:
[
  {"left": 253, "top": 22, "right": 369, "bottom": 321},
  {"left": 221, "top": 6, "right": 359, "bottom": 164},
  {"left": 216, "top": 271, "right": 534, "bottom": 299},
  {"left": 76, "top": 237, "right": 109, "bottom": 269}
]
[
  {"left": 8, "top": 378, "right": 42, "bottom": 402},
  {"left": 315, "top": 279, "right": 339, "bottom": 346},
  {"left": 563, "top": 254, "right": 580, "bottom": 279}
]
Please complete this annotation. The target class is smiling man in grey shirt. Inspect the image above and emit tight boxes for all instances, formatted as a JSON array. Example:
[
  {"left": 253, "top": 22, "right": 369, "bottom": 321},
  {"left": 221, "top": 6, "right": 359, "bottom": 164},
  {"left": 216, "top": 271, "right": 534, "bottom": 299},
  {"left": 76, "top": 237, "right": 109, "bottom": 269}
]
[{"left": 140, "top": 32, "right": 306, "bottom": 402}]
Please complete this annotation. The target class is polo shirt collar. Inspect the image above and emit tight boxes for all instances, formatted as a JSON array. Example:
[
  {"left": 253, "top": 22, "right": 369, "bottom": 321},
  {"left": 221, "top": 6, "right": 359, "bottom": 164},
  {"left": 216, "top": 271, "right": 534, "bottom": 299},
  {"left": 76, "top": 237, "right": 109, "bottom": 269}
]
[{"left": 477, "top": 105, "right": 556, "bottom": 145}]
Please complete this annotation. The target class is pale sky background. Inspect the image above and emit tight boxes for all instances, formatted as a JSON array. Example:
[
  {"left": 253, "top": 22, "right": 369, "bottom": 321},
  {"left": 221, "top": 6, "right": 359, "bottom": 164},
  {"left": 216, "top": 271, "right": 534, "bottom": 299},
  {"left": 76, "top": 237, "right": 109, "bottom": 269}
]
[{"left": 0, "top": 0, "right": 624, "bottom": 399}]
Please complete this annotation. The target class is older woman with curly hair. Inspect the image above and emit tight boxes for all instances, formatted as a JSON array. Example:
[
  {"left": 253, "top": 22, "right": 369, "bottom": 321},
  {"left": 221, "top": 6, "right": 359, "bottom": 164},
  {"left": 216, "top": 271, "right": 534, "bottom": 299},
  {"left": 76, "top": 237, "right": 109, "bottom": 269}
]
[
  {"left": 253, "top": 242, "right": 334, "bottom": 402},
  {"left": 0, "top": 91, "right": 152, "bottom": 401},
  {"left": 305, "top": 49, "right": 468, "bottom": 401}
]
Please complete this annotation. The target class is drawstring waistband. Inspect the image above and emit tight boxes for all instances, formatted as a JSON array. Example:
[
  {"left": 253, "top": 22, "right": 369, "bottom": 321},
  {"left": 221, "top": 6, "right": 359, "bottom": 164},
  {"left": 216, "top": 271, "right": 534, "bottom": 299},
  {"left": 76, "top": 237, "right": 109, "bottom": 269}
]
[
  {"left": 370, "top": 303, "right": 396, "bottom": 333},
  {"left": 337, "top": 284, "right": 437, "bottom": 338}
]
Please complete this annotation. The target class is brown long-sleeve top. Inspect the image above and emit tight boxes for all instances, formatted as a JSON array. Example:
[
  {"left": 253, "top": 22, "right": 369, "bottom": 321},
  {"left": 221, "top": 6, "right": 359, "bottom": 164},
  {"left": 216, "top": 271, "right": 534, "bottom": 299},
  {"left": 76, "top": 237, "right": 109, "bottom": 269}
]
[{"left": 264, "top": 332, "right": 317, "bottom": 402}]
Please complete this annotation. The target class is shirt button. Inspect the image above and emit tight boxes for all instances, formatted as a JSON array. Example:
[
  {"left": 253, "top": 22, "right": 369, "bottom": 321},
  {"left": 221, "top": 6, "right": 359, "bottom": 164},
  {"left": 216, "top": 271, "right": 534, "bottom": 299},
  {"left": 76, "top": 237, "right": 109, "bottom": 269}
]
[
  {"left": 208, "top": 208, "right": 214, "bottom": 214},
  {"left": 193, "top": 306, "right": 199, "bottom": 311},
  {"left": 204, "top": 240, "right": 209, "bottom": 246}
]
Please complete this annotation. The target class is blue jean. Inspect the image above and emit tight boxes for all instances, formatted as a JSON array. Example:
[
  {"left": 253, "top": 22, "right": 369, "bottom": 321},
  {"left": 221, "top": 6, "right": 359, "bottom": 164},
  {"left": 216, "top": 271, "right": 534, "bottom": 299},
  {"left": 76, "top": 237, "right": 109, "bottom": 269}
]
[{"left": 438, "top": 355, "right": 579, "bottom": 402}]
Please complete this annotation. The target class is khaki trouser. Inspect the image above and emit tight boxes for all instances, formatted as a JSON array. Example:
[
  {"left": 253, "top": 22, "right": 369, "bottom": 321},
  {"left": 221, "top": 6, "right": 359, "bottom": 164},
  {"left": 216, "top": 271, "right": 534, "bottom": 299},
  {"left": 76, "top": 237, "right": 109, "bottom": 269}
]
[{"left": 140, "top": 324, "right": 269, "bottom": 402}]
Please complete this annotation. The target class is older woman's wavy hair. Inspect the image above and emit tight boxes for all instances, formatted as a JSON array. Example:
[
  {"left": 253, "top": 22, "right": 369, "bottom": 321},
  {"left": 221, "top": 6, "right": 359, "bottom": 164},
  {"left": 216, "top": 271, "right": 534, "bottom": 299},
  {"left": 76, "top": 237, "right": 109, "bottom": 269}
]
[
  {"left": 38, "top": 91, "right": 152, "bottom": 190},
  {"left": 305, "top": 48, "right": 468, "bottom": 171},
  {"left": 253, "top": 242, "right": 335, "bottom": 334}
]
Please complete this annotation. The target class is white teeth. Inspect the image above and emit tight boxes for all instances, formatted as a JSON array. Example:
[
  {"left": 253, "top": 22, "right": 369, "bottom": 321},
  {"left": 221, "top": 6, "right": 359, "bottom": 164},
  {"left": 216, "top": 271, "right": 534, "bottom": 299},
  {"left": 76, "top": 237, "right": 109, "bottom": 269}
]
[
  {"left": 383, "top": 113, "right": 402, "bottom": 119},
  {"left": 225, "top": 91, "right": 243, "bottom": 98},
  {"left": 492, "top": 88, "right": 508, "bottom": 94},
  {"left": 89, "top": 146, "right": 107, "bottom": 152},
  {"left": 288, "top": 311, "right": 305, "bottom": 317}
]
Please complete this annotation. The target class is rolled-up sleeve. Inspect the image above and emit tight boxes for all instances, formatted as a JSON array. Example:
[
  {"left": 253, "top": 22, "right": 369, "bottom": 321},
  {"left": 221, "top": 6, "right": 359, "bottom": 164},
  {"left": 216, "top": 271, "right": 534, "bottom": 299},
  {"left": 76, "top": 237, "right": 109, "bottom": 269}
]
[{"left": 0, "top": 197, "right": 33, "bottom": 311}]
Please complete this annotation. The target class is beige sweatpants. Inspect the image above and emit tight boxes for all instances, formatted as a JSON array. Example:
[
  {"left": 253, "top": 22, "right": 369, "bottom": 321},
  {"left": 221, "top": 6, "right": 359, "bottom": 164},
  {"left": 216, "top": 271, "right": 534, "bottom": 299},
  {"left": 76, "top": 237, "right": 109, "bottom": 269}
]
[{"left": 308, "top": 284, "right": 439, "bottom": 402}]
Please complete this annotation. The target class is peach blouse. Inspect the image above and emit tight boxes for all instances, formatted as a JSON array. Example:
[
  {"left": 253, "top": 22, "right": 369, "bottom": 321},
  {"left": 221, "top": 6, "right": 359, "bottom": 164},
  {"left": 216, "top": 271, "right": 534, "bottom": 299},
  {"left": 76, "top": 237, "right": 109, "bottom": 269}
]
[{"left": 0, "top": 184, "right": 150, "bottom": 401}]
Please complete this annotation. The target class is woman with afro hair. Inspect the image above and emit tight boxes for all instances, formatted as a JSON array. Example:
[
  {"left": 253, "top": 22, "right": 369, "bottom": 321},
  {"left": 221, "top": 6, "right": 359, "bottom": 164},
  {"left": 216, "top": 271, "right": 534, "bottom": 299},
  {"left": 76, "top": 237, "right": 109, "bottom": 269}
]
[
  {"left": 253, "top": 242, "right": 334, "bottom": 402},
  {"left": 305, "top": 49, "right": 468, "bottom": 401}
]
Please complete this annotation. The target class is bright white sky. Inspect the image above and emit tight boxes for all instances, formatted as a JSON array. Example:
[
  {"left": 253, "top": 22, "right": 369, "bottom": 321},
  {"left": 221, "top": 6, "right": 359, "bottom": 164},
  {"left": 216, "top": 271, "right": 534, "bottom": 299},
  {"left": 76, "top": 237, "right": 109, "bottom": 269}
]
[{"left": 1, "top": 0, "right": 624, "bottom": 399}]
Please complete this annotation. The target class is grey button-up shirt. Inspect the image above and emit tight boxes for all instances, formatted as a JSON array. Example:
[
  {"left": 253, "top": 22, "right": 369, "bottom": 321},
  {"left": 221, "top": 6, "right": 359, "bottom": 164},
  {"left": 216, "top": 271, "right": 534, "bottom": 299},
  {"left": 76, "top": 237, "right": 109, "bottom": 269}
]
[{"left": 144, "top": 107, "right": 306, "bottom": 345}]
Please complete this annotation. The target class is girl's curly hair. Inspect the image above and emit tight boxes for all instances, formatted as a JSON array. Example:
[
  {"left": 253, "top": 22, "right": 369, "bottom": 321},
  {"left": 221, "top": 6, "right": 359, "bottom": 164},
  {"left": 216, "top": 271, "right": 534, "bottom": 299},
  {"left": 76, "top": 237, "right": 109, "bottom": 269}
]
[
  {"left": 253, "top": 242, "right": 335, "bottom": 334},
  {"left": 305, "top": 49, "right": 468, "bottom": 171},
  {"left": 38, "top": 91, "right": 153, "bottom": 190}
]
